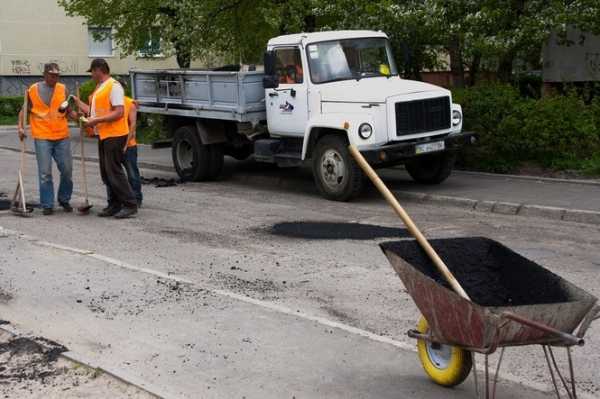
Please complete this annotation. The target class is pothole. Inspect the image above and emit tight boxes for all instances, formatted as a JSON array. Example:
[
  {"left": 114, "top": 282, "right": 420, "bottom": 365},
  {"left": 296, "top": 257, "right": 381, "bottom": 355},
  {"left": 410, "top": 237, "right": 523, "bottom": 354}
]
[{"left": 270, "top": 221, "right": 409, "bottom": 240}]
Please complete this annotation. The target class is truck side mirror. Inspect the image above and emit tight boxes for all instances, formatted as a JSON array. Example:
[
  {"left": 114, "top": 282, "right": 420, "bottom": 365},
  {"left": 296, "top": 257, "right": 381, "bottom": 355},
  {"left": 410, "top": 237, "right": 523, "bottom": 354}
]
[
  {"left": 263, "top": 51, "right": 279, "bottom": 89},
  {"left": 264, "top": 51, "right": 276, "bottom": 75},
  {"left": 263, "top": 75, "right": 279, "bottom": 89}
]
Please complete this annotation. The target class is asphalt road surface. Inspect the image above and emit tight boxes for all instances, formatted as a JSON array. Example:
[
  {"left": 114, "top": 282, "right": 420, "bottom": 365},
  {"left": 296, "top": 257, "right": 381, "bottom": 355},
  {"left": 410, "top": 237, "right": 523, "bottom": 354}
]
[{"left": 0, "top": 136, "right": 598, "bottom": 398}]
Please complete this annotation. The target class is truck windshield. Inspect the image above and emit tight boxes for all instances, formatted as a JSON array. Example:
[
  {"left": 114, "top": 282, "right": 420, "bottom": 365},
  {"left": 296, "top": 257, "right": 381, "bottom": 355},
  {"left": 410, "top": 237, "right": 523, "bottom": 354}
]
[{"left": 306, "top": 38, "right": 398, "bottom": 84}]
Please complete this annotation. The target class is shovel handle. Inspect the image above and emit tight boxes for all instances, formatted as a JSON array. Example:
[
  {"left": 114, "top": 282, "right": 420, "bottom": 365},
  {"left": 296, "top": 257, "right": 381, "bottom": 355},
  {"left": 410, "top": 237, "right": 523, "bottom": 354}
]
[
  {"left": 76, "top": 83, "right": 90, "bottom": 203},
  {"left": 349, "top": 145, "right": 471, "bottom": 301}
]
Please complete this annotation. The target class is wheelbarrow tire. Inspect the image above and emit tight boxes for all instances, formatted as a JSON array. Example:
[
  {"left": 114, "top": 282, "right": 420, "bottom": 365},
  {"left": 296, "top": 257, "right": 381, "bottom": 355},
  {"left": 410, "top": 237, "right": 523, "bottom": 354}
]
[{"left": 416, "top": 317, "right": 472, "bottom": 387}]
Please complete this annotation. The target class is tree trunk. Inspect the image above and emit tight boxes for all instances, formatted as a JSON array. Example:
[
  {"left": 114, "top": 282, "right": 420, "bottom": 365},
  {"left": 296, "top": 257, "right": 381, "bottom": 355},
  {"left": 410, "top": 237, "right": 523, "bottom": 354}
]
[
  {"left": 303, "top": 14, "right": 316, "bottom": 32},
  {"left": 469, "top": 52, "right": 481, "bottom": 86},
  {"left": 447, "top": 36, "right": 465, "bottom": 88},
  {"left": 175, "top": 42, "right": 191, "bottom": 68},
  {"left": 497, "top": 51, "right": 515, "bottom": 83}
]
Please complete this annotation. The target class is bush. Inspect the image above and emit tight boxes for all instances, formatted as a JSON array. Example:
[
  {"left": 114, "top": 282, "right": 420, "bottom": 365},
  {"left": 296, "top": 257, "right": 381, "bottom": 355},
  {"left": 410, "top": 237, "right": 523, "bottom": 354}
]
[
  {"left": 78, "top": 76, "right": 131, "bottom": 104},
  {"left": 0, "top": 96, "right": 24, "bottom": 117},
  {"left": 453, "top": 83, "right": 600, "bottom": 175},
  {"left": 136, "top": 114, "right": 167, "bottom": 144},
  {"left": 78, "top": 80, "right": 97, "bottom": 104}
]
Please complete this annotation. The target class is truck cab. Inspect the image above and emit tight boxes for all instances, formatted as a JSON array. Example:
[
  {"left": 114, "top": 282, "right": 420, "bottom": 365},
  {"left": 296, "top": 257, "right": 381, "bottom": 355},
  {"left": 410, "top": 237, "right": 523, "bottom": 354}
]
[
  {"left": 261, "top": 30, "right": 472, "bottom": 200},
  {"left": 131, "top": 30, "right": 473, "bottom": 201}
]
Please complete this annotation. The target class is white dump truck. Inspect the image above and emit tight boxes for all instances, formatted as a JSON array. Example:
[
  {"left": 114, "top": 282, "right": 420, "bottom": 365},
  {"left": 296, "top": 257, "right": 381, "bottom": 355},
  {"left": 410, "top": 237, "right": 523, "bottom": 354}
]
[{"left": 131, "top": 30, "right": 474, "bottom": 201}]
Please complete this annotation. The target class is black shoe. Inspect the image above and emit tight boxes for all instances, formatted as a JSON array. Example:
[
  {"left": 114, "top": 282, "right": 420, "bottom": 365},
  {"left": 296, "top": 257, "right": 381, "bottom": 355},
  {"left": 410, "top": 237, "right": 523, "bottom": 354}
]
[
  {"left": 59, "top": 202, "right": 73, "bottom": 213},
  {"left": 114, "top": 207, "right": 137, "bottom": 219},
  {"left": 42, "top": 208, "right": 54, "bottom": 216},
  {"left": 98, "top": 206, "right": 121, "bottom": 217},
  {"left": 136, "top": 200, "right": 142, "bottom": 208}
]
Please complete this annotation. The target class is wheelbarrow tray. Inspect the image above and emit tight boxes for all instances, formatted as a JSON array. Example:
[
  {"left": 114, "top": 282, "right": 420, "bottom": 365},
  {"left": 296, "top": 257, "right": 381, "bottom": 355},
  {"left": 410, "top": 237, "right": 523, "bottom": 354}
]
[{"left": 381, "top": 237, "right": 598, "bottom": 351}]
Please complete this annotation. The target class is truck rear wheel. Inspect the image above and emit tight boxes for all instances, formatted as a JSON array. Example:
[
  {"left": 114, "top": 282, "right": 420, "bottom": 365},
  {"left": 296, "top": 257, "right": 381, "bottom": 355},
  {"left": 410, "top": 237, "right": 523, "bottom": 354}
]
[
  {"left": 405, "top": 152, "right": 455, "bottom": 185},
  {"left": 172, "top": 125, "right": 210, "bottom": 181},
  {"left": 312, "top": 135, "right": 364, "bottom": 201}
]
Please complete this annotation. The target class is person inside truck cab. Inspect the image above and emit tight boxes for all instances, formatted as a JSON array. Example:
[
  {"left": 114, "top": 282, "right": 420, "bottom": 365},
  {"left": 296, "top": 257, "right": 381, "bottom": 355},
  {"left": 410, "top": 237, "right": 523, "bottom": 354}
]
[
  {"left": 276, "top": 49, "right": 303, "bottom": 84},
  {"left": 282, "top": 64, "right": 303, "bottom": 84}
]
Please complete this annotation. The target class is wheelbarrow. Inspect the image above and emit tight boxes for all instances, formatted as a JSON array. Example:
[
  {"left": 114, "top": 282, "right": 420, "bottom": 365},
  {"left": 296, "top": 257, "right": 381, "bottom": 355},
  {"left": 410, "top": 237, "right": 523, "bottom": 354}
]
[
  {"left": 347, "top": 145, "right": 599, "bottom": 398},
  {"left": 381, "top": 237, "right": 600, "bottom": 399}
]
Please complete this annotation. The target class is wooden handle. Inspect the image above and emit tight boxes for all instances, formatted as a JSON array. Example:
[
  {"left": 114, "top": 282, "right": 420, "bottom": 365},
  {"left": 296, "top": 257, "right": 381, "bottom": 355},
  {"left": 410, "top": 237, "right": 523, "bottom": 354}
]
[
  {"left": 20, "top": 89, "right": 28, "bottom": 174},
  {"left": 349, "top": 145, "right": 471, "bottom": 301},
  {"left": 76, "top": 83, "right": 89, "bottom": 201}
]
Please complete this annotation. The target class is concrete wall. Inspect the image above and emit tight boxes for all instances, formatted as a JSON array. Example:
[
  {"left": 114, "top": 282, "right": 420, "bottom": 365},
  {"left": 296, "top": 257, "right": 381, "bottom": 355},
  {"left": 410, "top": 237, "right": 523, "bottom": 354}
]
[
  {"left": 543, "top": 28, "right": 600, "bottom": 82},
  {"left": 0, "top": 0, "right": 208, "bottom": 95}
]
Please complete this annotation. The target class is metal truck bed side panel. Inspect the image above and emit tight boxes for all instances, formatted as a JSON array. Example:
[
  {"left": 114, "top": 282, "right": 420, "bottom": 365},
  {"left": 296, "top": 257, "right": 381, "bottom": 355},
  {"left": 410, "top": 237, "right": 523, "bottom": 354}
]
[{"left": 131, "top": 69, "right": 266, "bottom": 122}]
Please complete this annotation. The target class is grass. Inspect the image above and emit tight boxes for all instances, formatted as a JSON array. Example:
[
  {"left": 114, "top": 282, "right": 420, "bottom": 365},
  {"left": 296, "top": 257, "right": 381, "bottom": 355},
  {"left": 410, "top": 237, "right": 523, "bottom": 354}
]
[{"left": 0, "top": 115, "right": 18, "bottom": 125}]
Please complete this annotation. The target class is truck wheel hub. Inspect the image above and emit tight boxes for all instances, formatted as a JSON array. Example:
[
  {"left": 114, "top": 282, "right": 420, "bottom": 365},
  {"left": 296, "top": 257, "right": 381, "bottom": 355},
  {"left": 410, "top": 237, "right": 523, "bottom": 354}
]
[
  {"left": 176, "top": 140, "right": 194, "bottom": 170},
  {"left": 321, "top": 150, "right": 345, "bottom": 189}
]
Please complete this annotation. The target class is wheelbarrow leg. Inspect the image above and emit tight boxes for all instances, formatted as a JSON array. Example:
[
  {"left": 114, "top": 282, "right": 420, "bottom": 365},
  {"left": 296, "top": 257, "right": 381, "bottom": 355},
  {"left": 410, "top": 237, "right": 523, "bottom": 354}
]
[
  {"left": 472, "top": 353, "right": 480, "bottom": 399},
  {"left": 491, "top": 347, "right": 506, "bottom": 399},
  {"left": 543, "top": 345, "right": 567, "bottom": 399},
  {"left": 549, "top": 346, "right": 575, "bottom": 399},
  {"left": 485, "top": 354, "right": 490, "bottom": 399},
  {"left": 567, "top": 348, "right": 577, "bottom": 399}
]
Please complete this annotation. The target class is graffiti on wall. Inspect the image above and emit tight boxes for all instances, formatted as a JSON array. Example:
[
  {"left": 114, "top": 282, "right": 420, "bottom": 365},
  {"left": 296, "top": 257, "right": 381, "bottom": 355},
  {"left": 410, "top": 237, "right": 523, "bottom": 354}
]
[
  {"left": 7, "top": 58, "right": 79, "bottom": 75},
  {"left": 37, "top": 59, "right": 79, "bottom": 74},
  {"left": 11, "top": 60, "right": 32, "bottom": 74}
]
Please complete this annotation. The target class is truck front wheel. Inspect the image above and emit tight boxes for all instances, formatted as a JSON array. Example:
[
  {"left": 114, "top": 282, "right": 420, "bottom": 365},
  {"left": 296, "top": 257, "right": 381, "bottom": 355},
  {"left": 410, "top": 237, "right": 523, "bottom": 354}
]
[
  {"left": 405, "top": 152, "right": 456, "bottom": 185},
  {"left": 312, "top": 135, "right": 364, "bottom": 201},
  {"left": 172, "top": 125, "right": 210, "bottom": 181}
]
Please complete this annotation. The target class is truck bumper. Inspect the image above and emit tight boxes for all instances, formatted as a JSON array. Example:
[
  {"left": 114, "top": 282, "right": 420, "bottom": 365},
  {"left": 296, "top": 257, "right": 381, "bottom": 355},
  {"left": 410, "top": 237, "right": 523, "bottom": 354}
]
[{"left": 361, "top": 131, "right": 475, "bottom": 166}]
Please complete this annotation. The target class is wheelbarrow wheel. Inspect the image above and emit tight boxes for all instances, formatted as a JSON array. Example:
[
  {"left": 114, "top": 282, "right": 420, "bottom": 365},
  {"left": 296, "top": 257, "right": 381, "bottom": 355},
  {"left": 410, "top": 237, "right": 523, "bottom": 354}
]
[{"left": 416, "top": 317, "right": 472, "bottom": 387}]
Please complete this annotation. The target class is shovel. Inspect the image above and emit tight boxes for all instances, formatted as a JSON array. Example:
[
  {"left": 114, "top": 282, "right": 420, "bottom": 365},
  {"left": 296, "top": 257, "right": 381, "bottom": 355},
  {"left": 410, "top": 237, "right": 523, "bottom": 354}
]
[
  {"left": 348, "top": 145, "right": 470, "bottom": 301},
  {"left": 11, "top": 89, "right": 33, "bottom": 217},
  {"left": 75, "top": 83, "right": 93, "bottom": 214}
]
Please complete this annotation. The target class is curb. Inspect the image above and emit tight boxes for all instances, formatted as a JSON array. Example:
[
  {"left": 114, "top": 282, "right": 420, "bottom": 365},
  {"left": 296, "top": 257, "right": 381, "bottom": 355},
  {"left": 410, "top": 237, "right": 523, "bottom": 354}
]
[
  {"left": 2, "top": 144, "right": 600, "bottom": 226},
  {"left": 392, "top": 191, "right": 600, "bottom": 225},
  {"left": 454, "top": 169, "right": 600, "bottom": 187}
]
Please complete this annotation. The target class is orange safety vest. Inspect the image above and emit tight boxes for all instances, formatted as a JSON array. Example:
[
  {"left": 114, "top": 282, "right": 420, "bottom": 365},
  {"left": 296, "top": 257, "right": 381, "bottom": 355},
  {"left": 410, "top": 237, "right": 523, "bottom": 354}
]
[
  {"left": 124, "top": 96, "right": 137, "bottom": 147},
  {"left": 28, "top": 82, "right": 69, "bottom": 140},
  {"left": 91, "top": 78, "right": 129, "bottom": 140}
]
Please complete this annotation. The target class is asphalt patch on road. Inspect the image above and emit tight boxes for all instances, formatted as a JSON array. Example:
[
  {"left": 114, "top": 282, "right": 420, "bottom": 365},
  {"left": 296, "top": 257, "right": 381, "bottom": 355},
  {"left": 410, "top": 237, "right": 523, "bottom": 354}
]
[
  {"left": 85, "top": 278, "right": 214, "bottom": 319},
  {"left": 141, "top": 176, "right": 182, "bottom": 188},
  {"left": 210, "top": 272, "right": 282, "bottom": 299},
  {"left": 270, "top": 221, "right": 409, "bottom": 240},
  {"left": 0, "top": 198, "right": 40, "bottom": 211},
  {"left": 0, "top": 335, "right": 67, "bottom": 383},
  {"left": 381, "top": 237, "right": 571, "bottom": 307},
  {"left": 0, "top": 199, "right": 11, "bottom": 211}
]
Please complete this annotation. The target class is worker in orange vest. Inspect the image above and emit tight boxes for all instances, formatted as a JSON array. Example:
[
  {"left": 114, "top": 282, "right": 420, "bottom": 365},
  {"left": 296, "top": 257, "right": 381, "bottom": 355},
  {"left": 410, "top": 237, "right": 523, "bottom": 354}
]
[
  {"left": 108, "top": 79, "right": 142, "bottom": 207},
  {"left": 17, "top": 63, "right": 78, "bottom": 215},
  {"left": 74, "top": 59, "right": 137, "bottom": 218}
]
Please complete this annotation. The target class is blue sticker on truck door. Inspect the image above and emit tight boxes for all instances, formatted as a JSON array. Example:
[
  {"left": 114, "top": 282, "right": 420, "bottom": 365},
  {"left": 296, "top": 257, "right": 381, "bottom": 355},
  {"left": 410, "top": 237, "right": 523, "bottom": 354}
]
[{"left": 279, "top": 101, "right": 294, "bottom": 113}]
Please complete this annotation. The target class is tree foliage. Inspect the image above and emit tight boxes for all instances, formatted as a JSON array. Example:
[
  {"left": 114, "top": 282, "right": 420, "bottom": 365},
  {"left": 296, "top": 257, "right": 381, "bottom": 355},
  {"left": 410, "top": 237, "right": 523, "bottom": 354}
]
[{"left": 59, "top": 0, "right": 600, "bottom": 81}]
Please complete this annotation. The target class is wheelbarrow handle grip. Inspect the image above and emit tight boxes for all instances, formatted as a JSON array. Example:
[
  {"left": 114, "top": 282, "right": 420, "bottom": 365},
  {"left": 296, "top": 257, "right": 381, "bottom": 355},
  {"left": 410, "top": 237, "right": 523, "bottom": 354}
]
[{"left": 502, "top": 311, "right": 584, "bottom": 346}]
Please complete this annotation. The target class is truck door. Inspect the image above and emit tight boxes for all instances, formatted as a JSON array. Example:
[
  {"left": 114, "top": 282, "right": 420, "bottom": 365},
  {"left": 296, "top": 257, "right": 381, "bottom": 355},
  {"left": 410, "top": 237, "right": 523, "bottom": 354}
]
[{"left": 266, "top": 47, "right": 308, "bottom": 137}]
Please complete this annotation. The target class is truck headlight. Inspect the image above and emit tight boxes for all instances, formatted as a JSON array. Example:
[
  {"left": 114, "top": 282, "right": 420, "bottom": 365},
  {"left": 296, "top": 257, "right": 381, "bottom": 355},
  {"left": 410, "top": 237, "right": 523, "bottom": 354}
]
[
  {"left": 358, "top": 123, "right": 373, "bottom": 139},
  {"left": 452, "top": 110, "right": 462, "bottom": 126}
]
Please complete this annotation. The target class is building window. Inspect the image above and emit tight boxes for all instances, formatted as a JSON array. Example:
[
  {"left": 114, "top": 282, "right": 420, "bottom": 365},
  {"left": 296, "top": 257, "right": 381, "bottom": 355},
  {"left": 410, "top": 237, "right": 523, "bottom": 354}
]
[
  {"left": 138, "top": 29, "right": 163, "bottom": 58},
  {"left": 88, "top": 27, "right": 113, "bottom": 57}
]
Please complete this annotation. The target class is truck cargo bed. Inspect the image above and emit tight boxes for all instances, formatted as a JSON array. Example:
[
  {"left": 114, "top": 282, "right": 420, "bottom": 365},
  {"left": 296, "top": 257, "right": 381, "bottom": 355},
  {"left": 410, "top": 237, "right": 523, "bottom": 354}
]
[{"left": 130, "top": 69, "right": 267, "bottom": 123}]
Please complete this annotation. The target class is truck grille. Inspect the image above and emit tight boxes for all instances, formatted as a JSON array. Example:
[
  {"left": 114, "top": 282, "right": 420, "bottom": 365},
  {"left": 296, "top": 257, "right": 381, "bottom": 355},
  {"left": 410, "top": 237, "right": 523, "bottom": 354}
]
[{"left": 395, "top": 97, "right": 451, "bottom": 136}]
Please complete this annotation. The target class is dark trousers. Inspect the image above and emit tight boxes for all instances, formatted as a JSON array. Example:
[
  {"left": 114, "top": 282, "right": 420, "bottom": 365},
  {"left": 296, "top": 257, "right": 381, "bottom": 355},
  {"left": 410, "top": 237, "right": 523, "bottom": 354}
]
[
  {"left": 98, "top": 136, "right": 137, "bottom": 209},
  {"left": 107, "top": 146, "right": 143, "bottom": 205}
]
